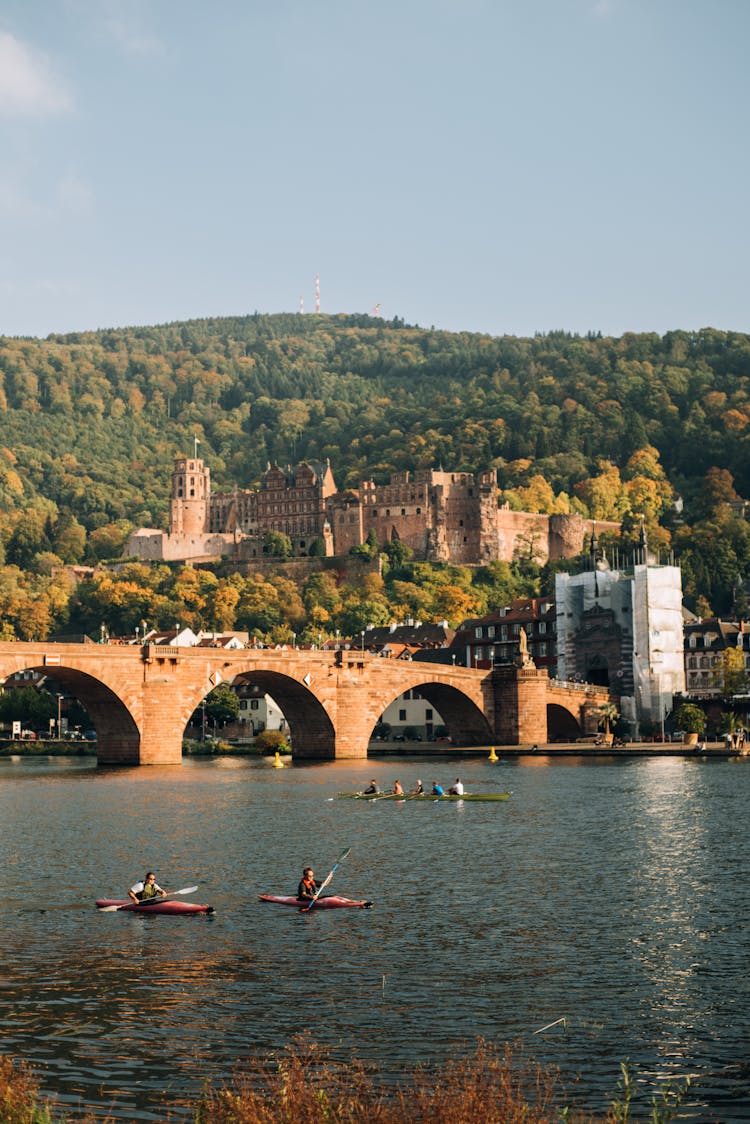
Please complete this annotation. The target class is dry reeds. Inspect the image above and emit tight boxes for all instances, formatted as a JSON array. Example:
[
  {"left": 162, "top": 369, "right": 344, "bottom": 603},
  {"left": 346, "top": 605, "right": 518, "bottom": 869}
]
[{"left": 195, "top": 1036, "right": 567, "bottom": 1124}]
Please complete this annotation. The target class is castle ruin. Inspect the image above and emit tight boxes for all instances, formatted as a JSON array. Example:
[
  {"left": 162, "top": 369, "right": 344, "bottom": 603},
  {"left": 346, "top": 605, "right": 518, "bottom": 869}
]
[{"left": 123, "top": 456, "right": 615, "bottom": 566}]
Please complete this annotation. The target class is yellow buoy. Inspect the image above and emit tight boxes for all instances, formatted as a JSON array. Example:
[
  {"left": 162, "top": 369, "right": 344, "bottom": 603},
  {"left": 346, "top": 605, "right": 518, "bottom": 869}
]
[
  {"left": 488, "top": 745, "right": 499, "bottom": 762},
  {"left": 272, "top": 751, "right": 285, "bottom": 768}
]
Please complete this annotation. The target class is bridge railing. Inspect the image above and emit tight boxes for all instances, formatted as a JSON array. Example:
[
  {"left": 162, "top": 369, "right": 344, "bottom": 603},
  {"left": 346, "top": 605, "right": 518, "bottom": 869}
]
[{"left": 548, "top": 677, "right": 610, "bottom": 694}]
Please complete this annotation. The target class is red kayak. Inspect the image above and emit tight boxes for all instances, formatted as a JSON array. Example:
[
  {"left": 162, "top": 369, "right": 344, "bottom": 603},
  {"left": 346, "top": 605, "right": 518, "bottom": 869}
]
[
  {"left": 96, "top": 898, "right": 215, "bottom": 914},
  {"left": 258, "top": 894, "right": 372, "bottom": 909}
]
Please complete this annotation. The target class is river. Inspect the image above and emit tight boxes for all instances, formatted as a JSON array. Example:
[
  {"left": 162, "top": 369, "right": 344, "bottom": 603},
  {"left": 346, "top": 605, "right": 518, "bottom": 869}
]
[{"left": 0, "top": 753, "right": 748, "bottom": 1121}]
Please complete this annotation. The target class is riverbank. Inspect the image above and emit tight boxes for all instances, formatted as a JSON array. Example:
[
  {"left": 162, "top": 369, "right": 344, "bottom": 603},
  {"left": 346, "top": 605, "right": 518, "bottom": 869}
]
[{"left": 369, "top": 739, "right": 749, "bottom": 759}]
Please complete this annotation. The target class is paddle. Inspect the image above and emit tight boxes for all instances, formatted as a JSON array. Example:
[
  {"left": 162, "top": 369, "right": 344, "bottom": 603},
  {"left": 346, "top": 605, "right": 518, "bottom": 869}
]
[
  {"left": 98, "top": 885, "right": 198, "bottom": 912},
  {"left": 135, "top": 885, "right": 198, "bottom": 907},
  {"left": 301, "top": 849, "right": 350, "bottom": 912}
]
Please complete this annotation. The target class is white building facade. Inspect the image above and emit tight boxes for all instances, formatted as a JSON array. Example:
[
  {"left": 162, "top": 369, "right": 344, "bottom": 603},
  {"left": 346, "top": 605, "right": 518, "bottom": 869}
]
[{"left": 555, "top": 557, "right": 685, "bottom": 736}]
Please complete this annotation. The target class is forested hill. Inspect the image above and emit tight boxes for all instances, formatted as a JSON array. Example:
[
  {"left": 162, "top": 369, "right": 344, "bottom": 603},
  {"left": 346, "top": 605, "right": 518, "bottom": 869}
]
[{"left": 1, "top": 313, "right": 750, "bottom": 613}]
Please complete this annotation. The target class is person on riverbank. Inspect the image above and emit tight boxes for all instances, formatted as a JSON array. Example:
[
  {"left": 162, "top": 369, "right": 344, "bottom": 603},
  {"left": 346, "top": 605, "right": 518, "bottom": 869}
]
[
  {"left": 364, "top": 779, "right": 379, "bottom": 794},
  {"left": 432, "top": 781, "right": 444, "bottom": 796},
  {"left": 449, "top": 778, "right": 464, "bottom": 795},
  {"left": 297, "top": 867, "right": 319, "bottom": 902},
  {"left": 393, "top": 779, "right": 404, "bottom": 795},
  {"left": 128, "top": 872, "right": 167, "bottom": 903}
]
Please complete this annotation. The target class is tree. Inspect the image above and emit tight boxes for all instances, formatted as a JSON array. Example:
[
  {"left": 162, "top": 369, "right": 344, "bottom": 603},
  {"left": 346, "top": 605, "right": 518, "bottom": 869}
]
[
  {"left": 204, "top": 684, "right": 240, "bottom": 725},
  {"left": 714, "top": 647, "right": 747, "bottom": 696},
  {"left": 673, "top": 702, "right": 706, "bottom": 736},
  {"left": 264, "top": 531, "right": 292, "bottom": 559}
]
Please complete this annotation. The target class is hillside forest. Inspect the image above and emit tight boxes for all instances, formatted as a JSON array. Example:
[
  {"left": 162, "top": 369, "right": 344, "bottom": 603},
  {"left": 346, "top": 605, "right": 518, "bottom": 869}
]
[{"left": 1, "top": 313, "right": 750, "bottom": 642}]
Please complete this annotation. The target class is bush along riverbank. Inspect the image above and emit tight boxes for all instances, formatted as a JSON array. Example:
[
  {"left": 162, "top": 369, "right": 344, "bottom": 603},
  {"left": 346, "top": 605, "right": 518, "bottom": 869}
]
[
  {"left": 0, "top": 1039, "right": 694, "bottom": 1123},
  {"left": 0, "top": 739, "right": 93, "bottom": 756}
]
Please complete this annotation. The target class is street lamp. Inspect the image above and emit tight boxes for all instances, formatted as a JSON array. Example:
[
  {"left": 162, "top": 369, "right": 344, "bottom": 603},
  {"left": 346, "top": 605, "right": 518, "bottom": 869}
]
[
  {"left": 361, "top": 630, "right": 365, "bottom": 652},
  {"left": 57, "top": 694, "right": 63, "bottom": 740},
  {"left": 335, "top": 629, "right": 340, "bottom": 650},
  {"left": 292, "top": 632, "right": 296, "bottom": 649}
]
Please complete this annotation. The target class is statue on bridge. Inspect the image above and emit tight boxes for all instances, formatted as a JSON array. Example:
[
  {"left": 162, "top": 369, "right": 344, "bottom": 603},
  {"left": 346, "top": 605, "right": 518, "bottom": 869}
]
[{"left": 516, "top": 627, "right": 535, "bottom": 669}]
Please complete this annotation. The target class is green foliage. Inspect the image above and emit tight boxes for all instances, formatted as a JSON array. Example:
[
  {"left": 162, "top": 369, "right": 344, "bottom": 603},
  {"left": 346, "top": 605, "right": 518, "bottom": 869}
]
[
  {"left": 673, "top": 702, "right": 706, "bottom": 735},
  {"left": 1, "top": 315, "right": 750, "bottom": 614},
  {"left": 204, "top": 683, "right": 240, "bottom": 725},
  {"left": 254, "top": 729, "right": 290, "bottom": 753}
]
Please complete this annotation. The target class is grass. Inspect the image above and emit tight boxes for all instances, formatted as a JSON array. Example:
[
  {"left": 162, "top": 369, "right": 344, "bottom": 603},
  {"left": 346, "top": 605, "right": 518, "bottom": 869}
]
[{"left": 0, "top": 1040, "right": 694, "bottom": 1124}]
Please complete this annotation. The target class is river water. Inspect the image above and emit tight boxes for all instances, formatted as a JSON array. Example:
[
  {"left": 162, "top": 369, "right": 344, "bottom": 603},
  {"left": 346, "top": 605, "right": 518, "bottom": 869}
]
[{"left": 0, "top": 753, "right": 748, "bottom": 1121}]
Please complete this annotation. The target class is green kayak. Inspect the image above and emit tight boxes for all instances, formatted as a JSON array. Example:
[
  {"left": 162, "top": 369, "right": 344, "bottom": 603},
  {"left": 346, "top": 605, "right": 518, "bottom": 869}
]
[{"left": 337, "top": 791, "right": 511, "bottom": 802}]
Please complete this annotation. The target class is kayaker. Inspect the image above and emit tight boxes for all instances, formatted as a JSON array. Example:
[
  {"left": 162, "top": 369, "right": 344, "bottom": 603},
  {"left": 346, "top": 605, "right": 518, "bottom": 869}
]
[
  {"left": 128, "top": 872, "right": 168, "bottom": 903},
  {"left": 297, "top": 867, "right": 319, "bottom": 902},
  {"left": 432, "top": 781, "right": 444, "bottom": 796},
  {"left": 413, "top": 779, "right": 424, "bottom": 794},
  {"left": 449, "top": 778, "right": 464, "bottom": 795},
  {"left": 393, "top": 779, "right": 404, "bottom": 795},
  {"left": 364, "top": 779, "right": 379, "bottom": 794}
]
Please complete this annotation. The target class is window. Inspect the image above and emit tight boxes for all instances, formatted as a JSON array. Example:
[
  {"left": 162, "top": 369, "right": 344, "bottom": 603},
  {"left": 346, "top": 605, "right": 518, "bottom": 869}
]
[
  {"left": 425, "top": 709, "right": 433, "bottom": 720},
  {"left": 250, "top": 700, "right": 259, "bottom": 710},
  {"left": 399, "top": 709, "right": 407, "bottom": 722},
  {"left": 475, "top": 627, "right": 483, "bottom": 638},
  {"left": 487, "top": 625, "right": 495, "bottom": 638}
]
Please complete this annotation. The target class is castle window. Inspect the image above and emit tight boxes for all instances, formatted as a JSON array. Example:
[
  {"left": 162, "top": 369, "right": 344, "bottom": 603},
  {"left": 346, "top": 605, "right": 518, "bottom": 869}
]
[
  {"left": 468, "top": 488, "right": 473, "bottom": 497},
  {"left": 401, "top": 508, "right": 406, "bottom": 515},
  {"left": 372, "top": 510, "right": 377, "bottom": 517},
  {"left": 459, "top": 519, "right": 464, "bottom": 526},
  {"left": 386, "top": 509, "right": 391, "bottom": 516},
  {"left": 190, "top": 490, "right": 195, "bottom": 497},
  {"left": 416, "top": 507, "right": 421, "bottom": 514}
]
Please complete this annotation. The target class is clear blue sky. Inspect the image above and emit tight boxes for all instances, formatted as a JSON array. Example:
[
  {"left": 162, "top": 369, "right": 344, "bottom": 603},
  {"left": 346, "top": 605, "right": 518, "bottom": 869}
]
[{"left": 1, "top": 0, "right": 748, "bottom": 340}]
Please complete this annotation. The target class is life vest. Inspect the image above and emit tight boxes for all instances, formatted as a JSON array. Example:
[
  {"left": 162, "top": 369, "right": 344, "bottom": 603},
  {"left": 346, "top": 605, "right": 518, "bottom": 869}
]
[{"left": 141, "top": 882, "right": 157, "bottom": 899}]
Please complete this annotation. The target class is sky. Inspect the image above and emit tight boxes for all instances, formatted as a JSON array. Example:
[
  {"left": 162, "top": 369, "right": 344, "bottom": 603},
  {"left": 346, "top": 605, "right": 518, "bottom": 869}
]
[{"left": 0, "top": 0, "right": 748, "bottom": 341}]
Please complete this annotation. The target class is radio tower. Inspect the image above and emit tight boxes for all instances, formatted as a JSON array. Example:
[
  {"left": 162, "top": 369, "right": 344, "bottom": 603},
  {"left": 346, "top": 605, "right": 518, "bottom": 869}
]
[{"left": 315, "top": 273, "right": 320, "bottom": 314}]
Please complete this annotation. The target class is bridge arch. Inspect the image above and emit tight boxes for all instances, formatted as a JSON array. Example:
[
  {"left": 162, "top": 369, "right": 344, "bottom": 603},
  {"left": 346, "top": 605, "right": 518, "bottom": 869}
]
[
  {"left": 547, "top": 702, "right": 583, "bottom": 743},
  {"left": 1, "top": 662, "right": 141, "bottom": 765},
  {"left": 217, "top": 670, "right": 336, "bottom": 760}
]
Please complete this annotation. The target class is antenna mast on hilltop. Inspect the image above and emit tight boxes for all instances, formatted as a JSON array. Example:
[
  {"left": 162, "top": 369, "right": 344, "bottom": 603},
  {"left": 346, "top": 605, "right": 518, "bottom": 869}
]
[{"left": 315, "top": 273, "right": 321, "bottom": 313}]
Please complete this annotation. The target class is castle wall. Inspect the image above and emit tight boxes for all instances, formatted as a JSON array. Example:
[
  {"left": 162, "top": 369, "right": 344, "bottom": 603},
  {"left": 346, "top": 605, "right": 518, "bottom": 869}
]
[{"left": 128, "top": 458, "right": 622, "bottom": 568}]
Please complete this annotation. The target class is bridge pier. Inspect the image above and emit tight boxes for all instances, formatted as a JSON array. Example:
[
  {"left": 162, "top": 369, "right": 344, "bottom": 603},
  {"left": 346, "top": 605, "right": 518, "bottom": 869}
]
[{"left": 484, "top": 665, "right": 549, "bottom": 746}]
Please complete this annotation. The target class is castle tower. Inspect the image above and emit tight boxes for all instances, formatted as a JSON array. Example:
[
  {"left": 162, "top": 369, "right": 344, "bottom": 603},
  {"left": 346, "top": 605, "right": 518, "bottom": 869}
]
[{"left": 170, "top": 456, "right": 210, "bottom": 535}]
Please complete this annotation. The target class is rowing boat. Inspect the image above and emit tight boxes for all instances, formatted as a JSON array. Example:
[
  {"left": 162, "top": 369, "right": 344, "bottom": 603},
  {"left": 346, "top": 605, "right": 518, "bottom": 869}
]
[
  {"left": 336, "top": 791, "right": 511, "bottom": 802},
  {"left": 95, "top": 898, "right": 215, "bottom": 914},
  {"left": 258, "top": 894, "right": 373, "bottom": 909}
]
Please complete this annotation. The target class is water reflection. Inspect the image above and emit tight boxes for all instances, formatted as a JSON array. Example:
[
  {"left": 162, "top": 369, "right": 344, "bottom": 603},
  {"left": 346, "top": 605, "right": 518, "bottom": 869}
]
[{"left": 0, "top": 755, "right": 748, "bottom": 1120}]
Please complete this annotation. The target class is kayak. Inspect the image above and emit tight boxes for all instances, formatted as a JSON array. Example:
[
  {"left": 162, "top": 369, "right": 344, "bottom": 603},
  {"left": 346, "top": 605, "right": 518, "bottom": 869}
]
[
  {"left": 258, "top": 894, "right": 373, "bottom": 909},
  {"left": 96, "top": 898, "right": 215, "bottom": 914},
  {"left": 337, "top": 791, "right": 511, "bottom": 802}
]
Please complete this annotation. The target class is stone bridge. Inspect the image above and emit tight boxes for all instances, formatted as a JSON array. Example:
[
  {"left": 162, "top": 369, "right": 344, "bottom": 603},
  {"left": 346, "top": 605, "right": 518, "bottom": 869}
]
[{"left": 0, "top": 642, "right": 612, "bottom": 765}]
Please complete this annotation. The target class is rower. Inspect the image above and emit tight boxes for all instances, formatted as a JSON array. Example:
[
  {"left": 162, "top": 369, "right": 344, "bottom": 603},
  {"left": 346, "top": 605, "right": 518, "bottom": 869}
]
[
  {"left": 448, "top": 778, "right": 464, "bottom": 795},
  {"left": 364, "top": 779, "right": 379, "bottom": 794}
]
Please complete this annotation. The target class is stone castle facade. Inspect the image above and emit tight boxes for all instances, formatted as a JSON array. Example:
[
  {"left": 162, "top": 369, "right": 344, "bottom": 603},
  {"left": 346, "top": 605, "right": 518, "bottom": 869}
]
[{"left": 124, "top": 456, "right": 616, "bottom": 566}]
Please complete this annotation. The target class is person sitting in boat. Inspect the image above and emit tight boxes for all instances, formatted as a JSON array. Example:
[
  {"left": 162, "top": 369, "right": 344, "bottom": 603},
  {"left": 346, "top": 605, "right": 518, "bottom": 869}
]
[
  {"left": 432, "top": 781, "right": 444, "bottom": 796},
  {"left": 393, "top": 779, "right": 404, "bottom": 795},
  {"left": 364, "top": 779, "right": 379, "bottom": 794},
  {"left": 413, "top": 779, "right": 424, "bottom": 794},
  {"left": 448, "top": 778, "right": 464, "bottom": 796},
  {"left": 297, "top": 867, "right": 319, "bottom": 902},
  {"left": 128, "top": 872, "right": 167, "bottom": 904}
]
